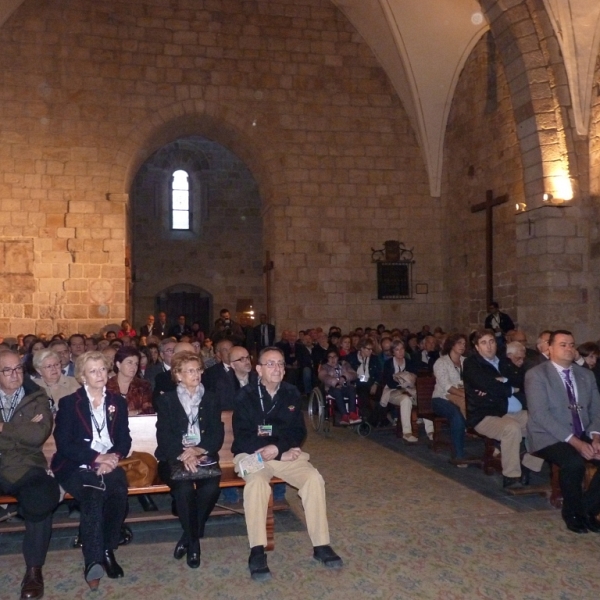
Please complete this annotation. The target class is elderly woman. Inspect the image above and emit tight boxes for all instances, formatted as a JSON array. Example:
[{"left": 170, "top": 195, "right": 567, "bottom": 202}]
[
  {"left": 51, "top": 351, "right": 132, "bottom": 590},
  {"left": 155, "top": 351, "right": 223, "bottom": 569},
  {"left": 106, "top": 346, "right": 153, "bottom": 416},
  {"left": 318, "top": 349, "right": 360, "bottom": 425},
  {"left": 431, "top": 333, "right": 468, "bottom": 465},
  {"left": 33, "top": 349, "right": 80, "bottom": 410}
]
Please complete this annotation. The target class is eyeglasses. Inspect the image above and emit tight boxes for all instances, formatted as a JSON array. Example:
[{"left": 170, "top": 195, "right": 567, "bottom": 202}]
[
  {"left": 181, "top": 368, "right": 202, "bottom": 375},
  {"left": 259, "top": 361, "right": 285, "bottom": 369},
  {"left": 231, "top": 356, "right": 251, "bottom": 363},
  {"left": 0, "top": 366, "right": 24, "bottom": 377}
]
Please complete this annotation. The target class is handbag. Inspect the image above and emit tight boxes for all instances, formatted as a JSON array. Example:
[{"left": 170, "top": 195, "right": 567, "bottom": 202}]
[
  {"left": 118, "top": 451, "right": 158, "bottom": 488},
  {"left": 170, "top": 456, "right": 222, "bottom": 481}
]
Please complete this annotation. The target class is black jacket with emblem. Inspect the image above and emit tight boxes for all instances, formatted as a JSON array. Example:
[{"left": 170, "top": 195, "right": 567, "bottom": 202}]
[{"left": 232, "top": 380, "right": 306, "bottom": 460}]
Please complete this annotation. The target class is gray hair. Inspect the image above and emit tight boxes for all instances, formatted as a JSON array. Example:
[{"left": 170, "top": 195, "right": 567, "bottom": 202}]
[
  {"left": 505, "top": 341, "right": 525, "bottom": 357},
  {"left": 32, "top": 349, "right": 60, "bottom": 374}
]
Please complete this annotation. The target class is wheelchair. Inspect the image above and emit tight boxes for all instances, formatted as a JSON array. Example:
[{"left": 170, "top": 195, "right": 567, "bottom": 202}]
[{"left": 308, "top": 384, "right": 371, "bottom": 437}]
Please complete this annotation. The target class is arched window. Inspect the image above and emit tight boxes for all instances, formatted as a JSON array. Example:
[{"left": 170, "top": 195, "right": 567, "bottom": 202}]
[{"left": 171, "top": 169, "right": 190, "bottom": 230}]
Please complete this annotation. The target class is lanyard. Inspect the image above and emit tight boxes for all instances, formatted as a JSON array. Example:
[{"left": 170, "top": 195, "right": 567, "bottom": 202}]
[
  {"left": 0, "top": 391, "right": 20, "bottom": 423},
  {"left": 89, "top": 402, "right": 107, "bottom": 437},
  {"left": 257, "top": 382, "right": 278, "bottom": 424}
]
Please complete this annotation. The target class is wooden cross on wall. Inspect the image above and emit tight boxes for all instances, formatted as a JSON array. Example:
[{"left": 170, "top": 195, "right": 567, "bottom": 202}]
[{"left": 470, "top": 190, "right": 509, "bottom": 306}]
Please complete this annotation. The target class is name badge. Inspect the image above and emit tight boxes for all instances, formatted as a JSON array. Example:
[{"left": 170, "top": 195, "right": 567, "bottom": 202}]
[
  {"left": 257, "top": 425, "right": 273, "bottom": 437},
  {"left": 359, "top": 374, "right": 368, "bottom": 382},
  {"left": 182, "top": 432, "right": 200, "bottom": 446}
]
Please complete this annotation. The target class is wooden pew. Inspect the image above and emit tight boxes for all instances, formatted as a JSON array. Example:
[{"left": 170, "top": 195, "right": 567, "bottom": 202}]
[{"left": 0, "top": 411, "right": 284, "bottom": 550}]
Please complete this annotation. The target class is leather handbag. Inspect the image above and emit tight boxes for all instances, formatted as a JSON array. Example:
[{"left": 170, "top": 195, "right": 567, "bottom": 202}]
[
  {"left": 170, "top": 457, "right": 222, "bottom": 481},
  {"left": 118, "top": 451, "right": 158, "bottom": 487}
]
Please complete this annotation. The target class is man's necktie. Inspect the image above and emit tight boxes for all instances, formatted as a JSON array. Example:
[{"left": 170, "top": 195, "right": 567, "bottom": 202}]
[
  {"left": 563, "top": 369, "right": 584, "bottom": 437},
  {"left": 263, "top": 325, "right": 268, "bottom": 347}
]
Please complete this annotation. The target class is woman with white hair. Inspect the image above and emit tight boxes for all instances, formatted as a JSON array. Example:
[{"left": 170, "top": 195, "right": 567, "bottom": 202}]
[{"left": 33, "top": 349, "right": 80, "bottom": 410}]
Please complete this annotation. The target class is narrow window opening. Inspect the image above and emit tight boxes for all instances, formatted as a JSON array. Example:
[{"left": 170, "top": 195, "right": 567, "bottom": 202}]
[{"left": 172, "top": 169, "right": 190, "bottom": 230}]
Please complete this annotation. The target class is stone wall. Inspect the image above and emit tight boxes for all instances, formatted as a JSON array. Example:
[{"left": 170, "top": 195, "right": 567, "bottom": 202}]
[
  {"left": 442, "top": 34, "right": 524, "bottom": 333},
  {"left": 0, "top": 0, "right": 443, "bottom": 337}
]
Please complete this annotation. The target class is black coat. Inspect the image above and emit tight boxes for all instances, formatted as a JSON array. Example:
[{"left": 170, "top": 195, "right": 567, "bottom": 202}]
[
  {"left": 154, "top": 388, "right": 224, "bottom": 463},
  {"left": 463, "top": 353, "right": 524, "bottom": 428},
  {"left": 381, "top": 357, "right": 417, "bottom": 389},
  {"left": 51, "top": 388, "right": 131, "bottom": 485},
  {"left": 202, "top": 363, "right": 237, "bottom": 411},
  {"left": 232, "top": 381, "right": 305, "bottom": 459}
]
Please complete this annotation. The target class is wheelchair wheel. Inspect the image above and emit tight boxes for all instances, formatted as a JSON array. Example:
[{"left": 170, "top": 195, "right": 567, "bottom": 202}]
[
  {"left": 308, "top": 387, "right": 325, "bottom": 432},
  {"left": 355, "top": 421, "right": 371, "bottom": 437}
]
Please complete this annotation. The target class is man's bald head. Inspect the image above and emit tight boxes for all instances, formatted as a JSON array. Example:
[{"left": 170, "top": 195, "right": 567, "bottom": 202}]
[
  {"left": 229, "top": 346, "right": 252, "bottom": 378},
  {"left": 174, "top": 342, "right": 195, "bottom": 355}
]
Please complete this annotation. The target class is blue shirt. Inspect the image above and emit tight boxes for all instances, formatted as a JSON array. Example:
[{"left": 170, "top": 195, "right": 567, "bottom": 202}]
[{"left": 484, "top": 356, "right": 522, "bottom": 413}]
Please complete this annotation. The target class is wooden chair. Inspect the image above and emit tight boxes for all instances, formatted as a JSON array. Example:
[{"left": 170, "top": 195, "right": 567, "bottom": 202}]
[{"left": 415, "top": 375, "right": 452, "bottom": 453}]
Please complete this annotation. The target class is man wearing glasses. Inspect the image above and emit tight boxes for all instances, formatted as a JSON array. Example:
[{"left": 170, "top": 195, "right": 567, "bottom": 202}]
[
  {"left": 0, "top": 350, "right": 60, "bottom": 600},
  {"left": 232, "top": 346, "right": 343, "bottom": 581},
  {"left": 229, "top": 346, "right": 257, "bottom": 389}
]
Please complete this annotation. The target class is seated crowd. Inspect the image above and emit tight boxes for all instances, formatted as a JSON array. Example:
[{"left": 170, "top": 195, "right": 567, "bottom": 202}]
[{"left": 3, "top": 307, "right": 600, "bottom": 599}]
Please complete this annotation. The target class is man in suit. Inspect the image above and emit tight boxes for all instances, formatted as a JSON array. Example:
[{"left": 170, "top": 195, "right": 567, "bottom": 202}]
[
  {"left": 168, "top": 315, "right": 192, "bottom": 341},
  {"left": 152, "top": 311, "right": 169, "bottom": 340},
  {"left": 464, "top": 329, "right": 541, "bottom": 490},
  {"left": 202, "top": 339, "right": 236, "bottom": 410},
  {"left": 484, "top": 301, "right": 515, "bottom": 348},
  {"left": 0, "top": 350, "right": 60, "bottom": 600},
  {"left": 526, "top": 330, "right": 600, "bottom": 533},
  {"left": 253, "top": 313, "right": 275, "bottom": 354},
  {"left": 146, "top": 338, "right": 176, "bottom": 392},
  {"left": 139, "top": 314, "right": 155, "bottom": 338}
]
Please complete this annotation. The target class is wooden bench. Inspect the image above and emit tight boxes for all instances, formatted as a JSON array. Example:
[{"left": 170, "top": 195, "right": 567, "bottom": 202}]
[{"left": 0, "top": 411, "right": 285, "bottom": 550}]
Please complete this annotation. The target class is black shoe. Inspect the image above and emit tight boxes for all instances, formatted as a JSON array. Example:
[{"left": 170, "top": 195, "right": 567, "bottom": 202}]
[
  {"left": 584, "top": 514, "right": 600, "bottom": 533},
  {"left": 103, "top": 550, "right": 124, "bottom": 579},
  {"left": 186, "top": 540, "right": 200, "bottom": 569},
  {"left": 248, "top": 547, "right": 271, "bottom": 581},
  {"left": 502, "top": 476, "right": 523, "bottom": 490},
  {"left": 173, "top": 538, "right": 188, "bottom": 560},
  {"left": 20, "top": 566, "right": 44, "bottom": 600},
  {"left": 563, "top": 514, "right": 589, "bottom": 534},
  {"left": 313, "top": 545, "right": 343, "bottom": 568},
  {"left": 118, "top": 525, "right": 133, "bottom": 546},
  {"left": 138, "top": 494, "right": 158, "bottom": 512},
  {"left": 84, "top": 562, "right": 104, "bottom": 591},
  {"left": 520, "top": 466, "right": 530, "bottom": 486}
]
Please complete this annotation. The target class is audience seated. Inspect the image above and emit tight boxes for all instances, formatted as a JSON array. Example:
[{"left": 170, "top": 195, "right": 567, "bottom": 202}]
[{"left": 32, "top": 349, "right": 80, "bottom": 410}]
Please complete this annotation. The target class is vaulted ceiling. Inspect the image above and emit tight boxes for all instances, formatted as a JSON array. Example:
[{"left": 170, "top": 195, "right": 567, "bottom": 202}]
[{"left": 1, "top": 0, "right": 600, "bottom": 197}]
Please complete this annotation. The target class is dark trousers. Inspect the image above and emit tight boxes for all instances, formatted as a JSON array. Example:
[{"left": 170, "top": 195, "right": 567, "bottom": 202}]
[
  {"left": 0, "top": 468, "right": 59, "bottom": 567},
  {"left": 158, "top": 461, "right": 221, "bottom": 542},
  {"left": 431, "top": 397, "right": 466, "bottom": 459},
  {"left": 62, "top": 467, "right": 128, "bottom": 565},
  {"left": 536, "top": 440, "right": 600, "bottom": 518},
  {"left": 328, "top": 386, "right": 357, "bottom": 415}
]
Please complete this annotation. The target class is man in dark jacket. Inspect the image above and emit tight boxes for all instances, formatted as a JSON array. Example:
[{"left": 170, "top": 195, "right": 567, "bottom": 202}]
[
  {"left": 464, "top": 330, "right": 541, "bottom": 490},
  {"left": 0, "top": 350, "right": 59, "bottom": 600},
  {"left": 232, "top": 347, "right": 342, "bottom": 581}
]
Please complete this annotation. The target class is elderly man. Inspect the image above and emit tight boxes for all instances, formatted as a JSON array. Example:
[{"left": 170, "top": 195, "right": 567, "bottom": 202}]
[
  {"left": 464, "top": 329, "right": 541, "bottom": 490},
  {"left": 233, "top": 347, "right": 342, "bottom": 581},
  {"left": 145, "top": 337, "right": 177, "bottom": 391},
  {"left": 0, "top": 350, "right": 60, "bottom": 599},
  {"left": 68, "top": 334, "right": 86, "bottom": 375},
  {"left": 139, "top": 314, "right": 156, "bottom": 338},
  {"left": 49, "top": 339, "right": 72, "bottom": 377},
  {"left": 203, "top": 339, "right": 236, "bottom": 410},
  {"left": 526, "top": 330, "right": 600, "bottom": 533}
]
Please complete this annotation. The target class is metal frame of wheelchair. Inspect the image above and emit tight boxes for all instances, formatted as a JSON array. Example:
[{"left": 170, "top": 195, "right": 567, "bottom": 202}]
[{"left": 307, "top": 385, "right": 371, "bottom": 437}]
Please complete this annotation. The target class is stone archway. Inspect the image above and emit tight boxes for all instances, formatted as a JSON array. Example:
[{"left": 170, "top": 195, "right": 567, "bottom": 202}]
[{"left": 130, "top": 135, "right": 264, "bottom": 335}]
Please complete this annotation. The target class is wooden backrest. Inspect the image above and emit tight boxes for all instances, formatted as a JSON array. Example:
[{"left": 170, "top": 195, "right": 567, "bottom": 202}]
[
  {"left": 415, "top": 375, "right": 436, "bottom": 414},
  {"left": 42, "top": 410, "right": 236, "bottom": 468}
]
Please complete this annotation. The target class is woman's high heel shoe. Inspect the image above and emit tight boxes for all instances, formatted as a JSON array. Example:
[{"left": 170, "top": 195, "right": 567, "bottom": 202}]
[{"left": 84, "top": 562, "right": 104, "bottom": 591}]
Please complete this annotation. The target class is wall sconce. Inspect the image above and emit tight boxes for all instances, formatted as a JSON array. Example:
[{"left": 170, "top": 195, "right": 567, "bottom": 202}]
[
  {"left": 515, "top": 202, "right": 527, "bottom": 212},
  {"left": 542, "top": 193, "right": 553, "bottom": 202}
]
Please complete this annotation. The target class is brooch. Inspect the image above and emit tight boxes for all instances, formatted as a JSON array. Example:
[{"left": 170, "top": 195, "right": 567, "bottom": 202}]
[
  {"left": 108, "top": 405, "right": 116, "bottom": 421},
  {"left": 288, "top": 405, "right": 295, "bottom": 411}
]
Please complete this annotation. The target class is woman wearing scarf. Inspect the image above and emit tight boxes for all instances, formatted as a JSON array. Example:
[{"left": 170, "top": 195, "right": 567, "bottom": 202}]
[
  {"left": 154, "top": 351, "right": 224, "bottom": 568},
  {"left": 51, "top": 351, "right": 132, "bottom": 590}
]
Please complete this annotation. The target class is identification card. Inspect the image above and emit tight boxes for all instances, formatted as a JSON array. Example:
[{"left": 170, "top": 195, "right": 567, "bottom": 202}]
[
  {"left": 257, "top": 425, "right": 273, "bottom": 437},
  {"left": 182, "top": 432, "right": 200, "bottom": 447},
  {"left": 359, "top": 374, "right": 368, "bottom": 382},
  {"left": 238, "top": 452, "right": 265, "bottom": 476}
]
